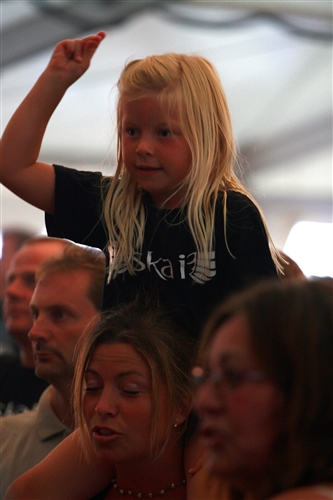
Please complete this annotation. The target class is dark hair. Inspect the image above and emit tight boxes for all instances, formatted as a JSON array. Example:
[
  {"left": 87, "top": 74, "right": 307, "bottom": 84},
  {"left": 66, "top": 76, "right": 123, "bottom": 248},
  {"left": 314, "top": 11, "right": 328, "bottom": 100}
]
[{"left": 199, "top": 277, "right": 333, "bottom": 498}]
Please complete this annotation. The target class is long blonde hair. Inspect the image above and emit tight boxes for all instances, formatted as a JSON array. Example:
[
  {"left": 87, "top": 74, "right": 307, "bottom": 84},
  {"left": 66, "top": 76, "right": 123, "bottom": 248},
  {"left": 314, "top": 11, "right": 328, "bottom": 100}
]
[{"left": 103, "top": 53, "right": 282, "bottom": 279}]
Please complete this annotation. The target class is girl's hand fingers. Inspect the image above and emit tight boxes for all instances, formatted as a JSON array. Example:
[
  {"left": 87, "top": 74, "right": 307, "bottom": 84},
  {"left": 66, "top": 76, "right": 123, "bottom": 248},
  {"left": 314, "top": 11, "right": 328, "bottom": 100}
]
[
  {"left": 65, "top": 31, "right": 106, "bottom": 63},
  {"left": 48, "top": 32, "right": 106, "bottom": 81}
]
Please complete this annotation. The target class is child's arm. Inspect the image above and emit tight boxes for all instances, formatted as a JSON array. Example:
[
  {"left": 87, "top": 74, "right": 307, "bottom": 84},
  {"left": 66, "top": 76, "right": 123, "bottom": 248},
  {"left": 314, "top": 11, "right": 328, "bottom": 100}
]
[
  {"left": 0, "top": 31, "right": 106, "bottom": 214},
  {"left": 4, "top": 429, "right": 113, "bottom": 500}
]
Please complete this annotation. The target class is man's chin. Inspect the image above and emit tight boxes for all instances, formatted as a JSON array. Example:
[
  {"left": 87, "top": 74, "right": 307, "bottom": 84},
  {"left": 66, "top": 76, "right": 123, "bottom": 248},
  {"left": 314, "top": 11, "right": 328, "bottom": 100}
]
[{"left": 34, "top": 365, "right": 55, "bottom": 380}]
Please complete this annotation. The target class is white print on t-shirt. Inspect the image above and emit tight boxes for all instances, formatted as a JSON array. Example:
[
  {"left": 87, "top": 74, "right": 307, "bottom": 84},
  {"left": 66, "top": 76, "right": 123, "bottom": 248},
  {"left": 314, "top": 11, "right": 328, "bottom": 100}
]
[{"left": 110, "top": 245, "right": 216, "bottom": 284}]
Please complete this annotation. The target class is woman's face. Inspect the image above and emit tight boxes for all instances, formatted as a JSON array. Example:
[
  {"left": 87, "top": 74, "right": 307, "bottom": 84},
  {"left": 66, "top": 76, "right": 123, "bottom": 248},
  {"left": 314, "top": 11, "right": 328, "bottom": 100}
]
[
  {"left": 83, "top": 342, "right": 164, "bottom": 465},
  {"left": 195, "top": 315, "right": 285, "bottom": 488}
]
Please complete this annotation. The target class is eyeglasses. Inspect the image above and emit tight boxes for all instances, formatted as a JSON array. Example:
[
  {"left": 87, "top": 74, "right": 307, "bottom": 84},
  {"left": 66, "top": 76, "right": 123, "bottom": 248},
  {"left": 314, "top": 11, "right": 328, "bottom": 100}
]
[{"left": 192, "top": 365, "right": 266, "bottom": 392}]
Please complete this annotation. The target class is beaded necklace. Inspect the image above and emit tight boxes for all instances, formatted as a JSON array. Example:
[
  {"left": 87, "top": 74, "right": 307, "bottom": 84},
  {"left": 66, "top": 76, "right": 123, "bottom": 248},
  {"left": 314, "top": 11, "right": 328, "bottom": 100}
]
[{"left": 111, "top": 478, "right": 186, "bottom": 498}]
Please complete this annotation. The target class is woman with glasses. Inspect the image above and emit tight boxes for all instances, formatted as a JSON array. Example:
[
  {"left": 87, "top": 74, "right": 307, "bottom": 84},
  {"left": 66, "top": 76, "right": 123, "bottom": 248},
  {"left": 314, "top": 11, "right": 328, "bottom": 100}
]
[{"left": 193, "top": 277, "right": 333, "bottom": 499}]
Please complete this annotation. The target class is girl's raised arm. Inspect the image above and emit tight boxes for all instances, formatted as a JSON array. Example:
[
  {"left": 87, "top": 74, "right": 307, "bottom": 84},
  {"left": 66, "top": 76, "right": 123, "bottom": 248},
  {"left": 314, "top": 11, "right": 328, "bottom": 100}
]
[
  {"left": 4, "top": 429, "right": 113, "bottom": 500},
  {"left": 0, "top": 31, "right": 106, "bottom": 214}
]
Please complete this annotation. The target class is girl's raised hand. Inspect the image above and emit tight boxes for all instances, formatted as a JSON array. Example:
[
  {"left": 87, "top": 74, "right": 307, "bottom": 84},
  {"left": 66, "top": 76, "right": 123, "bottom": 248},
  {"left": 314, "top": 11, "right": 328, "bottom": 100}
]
[
  {"left": 45, "top": 31, "right": 106, "bottom": 87},
  {"left": 0, "top": 31, "right": 106, "bottom": 214}
]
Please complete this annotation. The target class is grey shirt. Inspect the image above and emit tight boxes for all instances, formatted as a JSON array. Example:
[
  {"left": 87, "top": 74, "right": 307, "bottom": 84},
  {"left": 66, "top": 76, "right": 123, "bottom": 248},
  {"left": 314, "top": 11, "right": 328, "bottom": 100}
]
[{"left": 0, "top": 386, "right": 71, "bottom": 498}]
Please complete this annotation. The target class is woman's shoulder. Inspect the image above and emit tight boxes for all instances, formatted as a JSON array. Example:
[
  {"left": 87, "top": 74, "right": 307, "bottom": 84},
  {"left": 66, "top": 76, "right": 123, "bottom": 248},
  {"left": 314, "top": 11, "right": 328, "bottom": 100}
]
[{"left": 268, "top": 484, "right": 333, "bottom": 500}]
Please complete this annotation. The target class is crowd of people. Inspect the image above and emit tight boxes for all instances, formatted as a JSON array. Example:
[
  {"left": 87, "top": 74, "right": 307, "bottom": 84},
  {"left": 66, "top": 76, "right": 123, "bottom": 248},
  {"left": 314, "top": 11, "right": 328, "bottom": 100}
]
[
  {"left": 1, "top": 31, "right": 332, "bottom": 499},
  {"left": 0, "top": 240, "right": 105, "bottom": 497},
  {"left": 0, "top": 236, "right": 70, "bottom": 414}
]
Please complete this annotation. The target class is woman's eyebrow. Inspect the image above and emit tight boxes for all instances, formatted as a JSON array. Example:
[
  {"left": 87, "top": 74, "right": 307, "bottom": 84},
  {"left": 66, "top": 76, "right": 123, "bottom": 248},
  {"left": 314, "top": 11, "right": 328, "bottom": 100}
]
[
  {"left": 115, "top": 370, "right": 146, "bottom": 380},
  {"left": 84, "top": 368, "right": 146, "bottom": 379},
  {"left": 84, "top": 368, "right": 100, "bottom": 376},
  {"left": 215, "top": 351, "right": 249, "bottom": 366}
]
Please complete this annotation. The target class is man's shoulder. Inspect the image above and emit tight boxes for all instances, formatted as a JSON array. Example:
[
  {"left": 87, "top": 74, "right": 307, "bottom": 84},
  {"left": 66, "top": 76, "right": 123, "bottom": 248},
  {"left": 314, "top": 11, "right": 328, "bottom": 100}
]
[
  {"left": 0, "top": 408, "right": 39, "bottom": 451},
  {"left": 1, "top": 406, "right": 38, "bottom": 429}
]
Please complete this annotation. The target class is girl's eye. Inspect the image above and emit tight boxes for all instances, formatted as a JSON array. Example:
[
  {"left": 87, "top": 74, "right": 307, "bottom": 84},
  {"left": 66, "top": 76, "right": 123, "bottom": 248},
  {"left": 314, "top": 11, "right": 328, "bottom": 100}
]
[
  {"left": 126, "top": 127, "right": 138, "bottom": 136},
  {"left": 159, "top": 129, "right": 172, "bottom": 137}
]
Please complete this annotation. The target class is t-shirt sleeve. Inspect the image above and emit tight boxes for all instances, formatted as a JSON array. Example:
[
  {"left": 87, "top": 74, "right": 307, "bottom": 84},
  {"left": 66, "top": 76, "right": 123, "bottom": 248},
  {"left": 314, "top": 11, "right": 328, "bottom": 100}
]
[{"left": 45, "top": 164, "right": 108, "bottom": 250}]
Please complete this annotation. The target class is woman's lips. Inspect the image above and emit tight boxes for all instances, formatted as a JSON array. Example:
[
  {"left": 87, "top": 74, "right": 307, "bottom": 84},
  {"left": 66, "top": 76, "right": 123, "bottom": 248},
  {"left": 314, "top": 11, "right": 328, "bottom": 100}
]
[
  {"left": 200, "top": 425, "right": 229, "bottom": 449},
  {"left": 91, "top": 426, "right": 122, "bottom": 444}
]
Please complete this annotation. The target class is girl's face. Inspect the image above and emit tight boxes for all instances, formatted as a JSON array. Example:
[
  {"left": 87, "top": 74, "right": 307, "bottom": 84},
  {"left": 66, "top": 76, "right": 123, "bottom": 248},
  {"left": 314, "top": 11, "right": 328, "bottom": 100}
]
[
  {"left": 195, "top": 315, "right": 285, "bottom": 489},
  {"left": 83, "top": 342, "right": 165, "bottom": 465},
  {"left": 121, "top": 96, "right": 192, "bottom": 209}
]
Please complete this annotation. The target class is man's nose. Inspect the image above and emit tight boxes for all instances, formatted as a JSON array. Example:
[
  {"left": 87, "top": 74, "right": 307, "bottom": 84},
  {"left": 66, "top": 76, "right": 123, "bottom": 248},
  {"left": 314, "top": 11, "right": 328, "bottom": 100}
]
[
  {"left": 5, "top": 278, "right": 23, "bottom": 299},
  {"left": 28, "top": 315, "right": 51, "bottom": 342}
]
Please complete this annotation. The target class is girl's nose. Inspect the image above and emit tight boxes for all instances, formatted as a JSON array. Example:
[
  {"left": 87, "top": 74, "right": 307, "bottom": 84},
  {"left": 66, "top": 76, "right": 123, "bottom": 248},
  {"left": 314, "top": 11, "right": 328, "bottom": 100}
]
[{"left": 136, "top": 134, "right": 154, "bottom": 156}]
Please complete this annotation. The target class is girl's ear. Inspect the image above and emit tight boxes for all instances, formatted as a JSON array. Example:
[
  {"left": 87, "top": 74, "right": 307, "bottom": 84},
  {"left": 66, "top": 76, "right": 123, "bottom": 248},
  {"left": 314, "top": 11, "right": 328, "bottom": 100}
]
[{"left": 174, "top": 399, "right": 193, "bottom": 426}]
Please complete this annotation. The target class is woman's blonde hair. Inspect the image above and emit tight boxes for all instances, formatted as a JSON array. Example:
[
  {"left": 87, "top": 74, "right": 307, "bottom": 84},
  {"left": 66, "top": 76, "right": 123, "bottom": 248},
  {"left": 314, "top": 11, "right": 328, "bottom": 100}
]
[
  {"left": 103, "top": 53, "right": 282, "bottom": 279},
  {"left": 199, "top": 277, "right": 333, "bottom": 499},
  {"left": 73, "top": 301, "right": 197, "bottom": 462}
]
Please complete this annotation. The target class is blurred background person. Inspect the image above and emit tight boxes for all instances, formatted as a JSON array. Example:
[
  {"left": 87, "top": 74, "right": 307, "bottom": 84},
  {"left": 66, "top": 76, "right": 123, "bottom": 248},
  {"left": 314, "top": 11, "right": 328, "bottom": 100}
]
[
  {"left": 0, "top": 237, "right": 69, "bottom": 415},
  {"left": 0, "top": 228, "right": 33, "bottom": 355},
  {"left": 194, "top": 277, "right": 333, "bottom": 500},
  {"left": 0, "top": 242, "right": 105, "bottom": 498}
]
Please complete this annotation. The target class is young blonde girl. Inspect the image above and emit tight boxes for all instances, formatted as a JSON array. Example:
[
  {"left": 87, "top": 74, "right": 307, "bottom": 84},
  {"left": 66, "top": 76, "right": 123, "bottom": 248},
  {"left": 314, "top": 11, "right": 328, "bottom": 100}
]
[{"left": 0, "top": 31, "right": 281, "bottom": 338}]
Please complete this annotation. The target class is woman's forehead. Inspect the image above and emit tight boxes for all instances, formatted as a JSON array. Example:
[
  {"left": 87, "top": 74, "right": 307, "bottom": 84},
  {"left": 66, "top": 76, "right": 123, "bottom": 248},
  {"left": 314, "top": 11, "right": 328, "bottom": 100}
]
[
  {"left": 208, "top": 315, "right": 253, "bottom": 364},
  {"left": 89, "top": 342, "right": 150, "bottom": 373}
]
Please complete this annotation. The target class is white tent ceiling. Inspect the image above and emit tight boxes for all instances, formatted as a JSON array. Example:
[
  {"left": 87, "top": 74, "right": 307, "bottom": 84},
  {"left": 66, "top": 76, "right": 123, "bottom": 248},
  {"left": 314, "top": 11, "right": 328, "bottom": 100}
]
[{"left": 1, "top": 0, "right": 332, "bottom": 254}]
